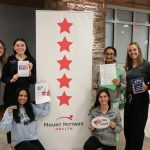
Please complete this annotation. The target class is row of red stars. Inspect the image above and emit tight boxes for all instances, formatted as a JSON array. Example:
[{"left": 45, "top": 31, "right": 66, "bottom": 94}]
[{"left": 56, "top": 18, "right": 73, "bottom": 106}]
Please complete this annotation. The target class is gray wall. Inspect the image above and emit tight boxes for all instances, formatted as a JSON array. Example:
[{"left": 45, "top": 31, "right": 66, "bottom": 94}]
[{"left": 0, "top": 4, "right": 36, "bottom": 105}]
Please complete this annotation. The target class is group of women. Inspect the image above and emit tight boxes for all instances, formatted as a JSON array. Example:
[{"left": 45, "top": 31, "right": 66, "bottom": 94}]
[
  {"left": 0, "top": 38, "right": 50, "bottom": 150},
  {"left": 0, "top": 40, "right": 150, "bottom": 150},
  {"left": 84, "top": 43, "right": 150, "bottom": 150}
]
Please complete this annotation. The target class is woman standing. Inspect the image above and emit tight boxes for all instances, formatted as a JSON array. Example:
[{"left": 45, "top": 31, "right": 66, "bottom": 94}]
[
  {"left": 0, "top": 88, "right": 50, "bottom": 150},
  {"left": 83, "top": 89, "right": 122, "bottom": 150},
  {"left": 1, "top": 37, "right": 36, "bottom": 149},
  {"left": 0, "top": 40, "right": 7, "bottom": 83},
  {"left": 0, "top": 40, "right": 7, "bottom": 114},
  {"left": 93, "top": 47, "right": 126, "bottom": 109},
  {"left": 124, "top": 42, "right": 150, "bottom": 150}
]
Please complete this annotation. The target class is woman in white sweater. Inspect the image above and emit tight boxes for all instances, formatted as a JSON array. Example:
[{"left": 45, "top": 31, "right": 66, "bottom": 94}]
[{"left": 0, "top": 88, "right": 50, "bottom": 150}]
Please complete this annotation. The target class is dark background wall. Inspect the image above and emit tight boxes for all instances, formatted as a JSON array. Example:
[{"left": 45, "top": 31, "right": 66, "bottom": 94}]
[
  {"left": 0, "top": 4, "right": 36, "bottom": 104},
  {"left": 0, "top": 4, "right": 36, "bottom": 56}
]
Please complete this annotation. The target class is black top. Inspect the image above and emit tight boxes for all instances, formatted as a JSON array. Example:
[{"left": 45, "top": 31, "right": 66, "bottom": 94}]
[
  {"left": 126, "top": 60, "right": 150, "bottom": 93},
  {"left": 1, "top": 54, "right": 36, "bottom": 92}
]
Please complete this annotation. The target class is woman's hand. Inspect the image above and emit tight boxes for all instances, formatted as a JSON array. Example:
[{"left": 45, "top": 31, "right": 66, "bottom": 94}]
[
  {"left": 88, "top": 124, "right": 95, "bottom": 132},
  {"left": 92, "top": 83, "right": 99, "bottom": 89},
  {"left": 10, "top": 74, "right": 19, "bottom": 83},
  {"left": 7, "top": 106, "right": 13, "bottom": 114},
  {"left": 142, "top": 83, "right": 148, "bottom": 92},
  {"left": 112, "top": 79, "right": 121, "bottom": 87},
  {"left": 109, "top": 121, "right": 116, "bottom": 129},
  {"left": 29, "top": 62, "right": 33, "bottom": 71},
  {"left": 28, "top": 62, "right": 33, "bottom": 76},
  {"left": 47, "top": 90, "right": 50, "bottom": 96}
]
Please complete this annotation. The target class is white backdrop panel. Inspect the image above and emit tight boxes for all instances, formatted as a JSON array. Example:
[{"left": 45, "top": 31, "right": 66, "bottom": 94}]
[{"left": 36, "top": 11, "right": 93, "bottom": 150}]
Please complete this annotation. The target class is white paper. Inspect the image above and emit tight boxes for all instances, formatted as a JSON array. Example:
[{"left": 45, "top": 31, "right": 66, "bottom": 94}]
[
  {"left": 18, "top": 61, "right": 29, "bottom": 77},
  {"left": 35, "top": 83, "right": 50, "bottom": 104},
  {"left": 100, "top": 64, "right": 116, "bottom": 85}
]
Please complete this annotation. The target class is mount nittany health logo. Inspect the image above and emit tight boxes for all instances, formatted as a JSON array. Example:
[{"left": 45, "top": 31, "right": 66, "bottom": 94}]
[{"left": 43, "top": 115, "right": 84, "bottom": 131}]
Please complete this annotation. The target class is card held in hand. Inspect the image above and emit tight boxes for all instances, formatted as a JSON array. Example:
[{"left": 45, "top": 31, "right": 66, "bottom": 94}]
[
  {"left": 131, "top": 77, "right": 144, "bottom": 94},
  {"left": 18, "top": 61, "right": 29, "bottom": 77}
]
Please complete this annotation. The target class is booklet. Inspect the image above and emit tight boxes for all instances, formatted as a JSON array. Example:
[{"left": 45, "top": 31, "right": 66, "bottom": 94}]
[
  {"left": 35, "top": 83, "right": 50, "bottom": 104},
  {"left": 131, "top": 77, "right": 144, "bottom": 94},
  {"left": 18, "top": 61, "right": 29, "bottom": 77}
]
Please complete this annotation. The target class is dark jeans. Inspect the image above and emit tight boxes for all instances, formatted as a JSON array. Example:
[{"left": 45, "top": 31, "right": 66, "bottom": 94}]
[
  {"left": 7, "top": 132, "right": 11, "bottom": 144},
  {"left": 14, "top": 140, "right": 45, "bottom": 150},
  {"left": 83, "top": 136, "right": 116, "bottom": 150}
]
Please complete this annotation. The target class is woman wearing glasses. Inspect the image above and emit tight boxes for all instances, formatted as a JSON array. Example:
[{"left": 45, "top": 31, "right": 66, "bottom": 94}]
[{"left": 92, "top": 46, "right": 126, "bottom": 110}]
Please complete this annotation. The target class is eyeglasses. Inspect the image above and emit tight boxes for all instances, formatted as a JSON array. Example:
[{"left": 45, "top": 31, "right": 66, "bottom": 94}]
[{"left": 104, "top": 53, "right": 115, "bottom": 56}]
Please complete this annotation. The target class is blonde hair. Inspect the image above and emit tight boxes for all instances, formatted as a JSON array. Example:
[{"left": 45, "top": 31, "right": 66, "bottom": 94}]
[
  {"left": 125, "top": 42, "right": 144, "bottom": 70},
  {"left": 0, "top": 40, "right": 8, "bottom": 64}
]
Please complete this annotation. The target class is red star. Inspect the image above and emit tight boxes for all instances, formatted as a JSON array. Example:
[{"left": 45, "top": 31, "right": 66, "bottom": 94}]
[
  {"left": 57, "top": 37, "right": 72, "bottom": 52},
  {"left": 57, "top": 73, "right": 72, "bottom": 88},
  {"left": 57, "top": 91, "right": 72, "bottom": 106},
  {"left": 57, "top": 56, "right": 72, "bottom": 70},
  {"left": 57, "top": 18, "right": 73, "bottom": 33}
]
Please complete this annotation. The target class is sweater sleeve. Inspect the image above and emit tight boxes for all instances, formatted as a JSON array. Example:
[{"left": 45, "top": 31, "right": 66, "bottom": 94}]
[
  {"left": 0, "top": 109, "right": 13, "bottom": 133},
  {"left": 118, "top": 65, "right": 126, "bottom": 90},
  {"left": 145, "top": 62, "right": 150, "bottom": 89},
  {"left": 28, "top": 56, "right": 36, "bottom": 84},
  {"left": 113, "top": 111, "right": 122, "bottom": 133},
  {"left": 33, "top": 102, "right": 50, "bottom": 119}
]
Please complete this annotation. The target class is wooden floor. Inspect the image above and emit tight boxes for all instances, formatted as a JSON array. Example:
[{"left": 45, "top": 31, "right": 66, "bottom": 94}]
[
  {"left": 0, "top": 131, "right": 150, "bottom": 150},
  {"left": 118, "top": 131, "right": 150, "bottom": 150}
]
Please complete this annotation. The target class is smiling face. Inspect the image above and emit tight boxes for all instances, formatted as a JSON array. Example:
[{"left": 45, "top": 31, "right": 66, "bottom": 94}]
[
  {"left": 128, "top": 44, "right": 139, "bottom": 60},
  {"left": 14, "top": 40, "right": 26, "bottom": 56},
  {"left": 0, "top": 43, "right": 4, "bottom": 57},
  {"left": 18, "top": 90, "right": 28, "bottom": 107},
  {"left": 104, "top": 48, "right": 116, "bottom": 64},
  {"left": 99, "top": 92, "right": 109, "bottom": 106}
]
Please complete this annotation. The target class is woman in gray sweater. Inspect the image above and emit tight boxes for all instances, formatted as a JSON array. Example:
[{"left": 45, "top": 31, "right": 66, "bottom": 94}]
[
  {"left": 83, "top": 89, "right": 122, "bottom": 150},
  {"left": 93, "top": 47, "right": 126, "bottom": 110}
]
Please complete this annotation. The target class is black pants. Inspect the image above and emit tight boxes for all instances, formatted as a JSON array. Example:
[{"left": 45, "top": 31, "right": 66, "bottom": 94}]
[
  {"left": 83, "top": 136, "right": 116, "bottom": 150},
  {"left": 124, "top": 92, "right": 149, "bottom": 150},
  {"left": 14, "top": 140, "right": 45, "bottom": 150}
]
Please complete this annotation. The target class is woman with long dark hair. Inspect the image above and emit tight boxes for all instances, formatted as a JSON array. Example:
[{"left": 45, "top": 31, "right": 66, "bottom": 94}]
[
  {"left": 1, "top": 37, "right": 36, "bottom": 149},
  {"left": 83, "top": 89, "right": 122, "bottom": 150},
  {"left": 0, "top": 88, "right": 50, "bottom": 150}
]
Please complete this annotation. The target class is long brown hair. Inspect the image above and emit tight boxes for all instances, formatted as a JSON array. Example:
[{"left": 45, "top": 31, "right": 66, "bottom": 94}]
[
  {"left": 89, "top": 89, "right": 111, "bottom": 114},
  {"left": 125, "top": 42, "right": 144, "bottom": 70},
  {"left": 0, "top": 40, "right": 7, "bottom": 64}
]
